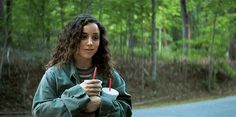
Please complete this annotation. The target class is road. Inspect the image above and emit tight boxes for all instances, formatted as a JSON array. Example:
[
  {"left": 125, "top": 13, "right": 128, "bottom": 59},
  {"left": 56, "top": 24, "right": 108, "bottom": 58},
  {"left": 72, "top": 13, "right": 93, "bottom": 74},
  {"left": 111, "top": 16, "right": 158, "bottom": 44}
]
[{"left": 133, "top": 96, "right": 236, "bottom": 117}]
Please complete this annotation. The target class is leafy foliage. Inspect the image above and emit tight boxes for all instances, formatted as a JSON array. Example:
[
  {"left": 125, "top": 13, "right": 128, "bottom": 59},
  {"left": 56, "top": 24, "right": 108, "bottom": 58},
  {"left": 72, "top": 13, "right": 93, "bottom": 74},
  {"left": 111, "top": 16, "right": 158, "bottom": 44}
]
[{"left": 0, "top": 0, "right": 235, "bottom": 65}]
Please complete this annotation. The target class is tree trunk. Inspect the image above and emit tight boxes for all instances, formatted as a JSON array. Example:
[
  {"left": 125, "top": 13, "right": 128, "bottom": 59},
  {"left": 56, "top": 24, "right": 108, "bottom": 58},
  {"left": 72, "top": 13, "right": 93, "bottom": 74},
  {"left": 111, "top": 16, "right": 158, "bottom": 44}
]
[
  {"left": 0, "top": 0, "right": 4, "bottom": 45},
  {"left": 6, "top": 0, "right": 12, "bottom": 46},
  {"left": 58, "top": 0, "right": 65, "bottom": 28},
  {"left": 80, "top": 0, "right": 93, "bottom": 14},
  {"left": 140, "top": 4, "right": 145, "bottom": 94},
  {"left": 41, "top": 0, "right": 46, "bottom": 47},
  {"left": 229, "top": 34, "right": 236, "bottom": 60},
  {"left": 0, "top": 0, "right": 12, "bottom": 80},
  {"left": 0, "top": 0, "right": 4, "bottom": 80},
  {"left": 180, "top": 0, "right": 188, "bottom": 56},
  {"left": 119, "top": 25, "right": 123, "bottom": 56},
  {"left": 0, "top": 0, "right": 3, "bottom": 31},
  {"left": 151, "top": 0, "right": 157, "bottom": 80},
  {"left": 98, "top": 0, "right": 103, "bottom": 21},
  {"left": 158, "top": 28, "right": 162, "bottom": 56},
  {"left": 208, "top": 1, "right": 220, "bottom": 91},
  {"left": 228, "top": 8, "right": 236, "bottom": 61},
  {"left": 126, "top": 13, "right": 133, "bottom": 59}
]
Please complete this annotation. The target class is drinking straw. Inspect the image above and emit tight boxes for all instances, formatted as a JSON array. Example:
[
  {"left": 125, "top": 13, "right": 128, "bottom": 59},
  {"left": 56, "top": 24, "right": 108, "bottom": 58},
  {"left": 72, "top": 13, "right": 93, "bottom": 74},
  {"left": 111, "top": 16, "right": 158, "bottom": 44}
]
[
  {"left": 109, "top": 78, "right": 112, "bottom": 91},
  {"left": 93, "top": 67, "right": 97, "bottom": 79}
]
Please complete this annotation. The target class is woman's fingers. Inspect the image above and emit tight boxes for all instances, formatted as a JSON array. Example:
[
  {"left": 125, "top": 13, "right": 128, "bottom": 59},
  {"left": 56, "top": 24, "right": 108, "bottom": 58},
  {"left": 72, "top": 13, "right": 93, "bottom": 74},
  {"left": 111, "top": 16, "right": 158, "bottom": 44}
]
[
  {"left": 86, "top": 87, "right": 101, "bottom": 92},
  {"left": 85, "top": 87, "right": 101, "bottom": 96},
  {"left": 80, "top": 79, "right": 102, "bottom": 96},
  {"left": 87, "top": 92, "right": 100, "bottom": 96},
  {"left": 85, "top": 83, "right": 102, "bottom": 88},
  {"left": 84, "top": 79, "right": 102, "bottom": 84}
]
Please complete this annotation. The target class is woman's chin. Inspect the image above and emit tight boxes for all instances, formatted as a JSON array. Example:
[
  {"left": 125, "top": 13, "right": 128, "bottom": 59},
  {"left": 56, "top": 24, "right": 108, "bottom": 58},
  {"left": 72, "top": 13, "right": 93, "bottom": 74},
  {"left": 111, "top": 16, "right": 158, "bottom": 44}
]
[{"left": 82, "top": 55, "right": 94, "bottom": 60}]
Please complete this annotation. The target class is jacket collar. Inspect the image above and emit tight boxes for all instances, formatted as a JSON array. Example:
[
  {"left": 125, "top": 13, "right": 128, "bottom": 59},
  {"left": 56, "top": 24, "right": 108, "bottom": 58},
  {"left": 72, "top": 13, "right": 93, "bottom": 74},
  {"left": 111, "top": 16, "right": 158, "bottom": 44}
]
[{"left": 62, "top": 60, "right": 80, "bottom": 81}]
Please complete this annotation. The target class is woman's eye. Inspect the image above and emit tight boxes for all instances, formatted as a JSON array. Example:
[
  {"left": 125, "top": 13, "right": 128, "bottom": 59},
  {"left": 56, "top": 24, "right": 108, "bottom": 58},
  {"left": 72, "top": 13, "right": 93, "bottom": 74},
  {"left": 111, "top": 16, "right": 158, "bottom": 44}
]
[
  {"left": 93, "top": 35, "right": 99, "bottom": 40},
  {"left": 80, "top": 35, "right": 87, "bottom": 40}
]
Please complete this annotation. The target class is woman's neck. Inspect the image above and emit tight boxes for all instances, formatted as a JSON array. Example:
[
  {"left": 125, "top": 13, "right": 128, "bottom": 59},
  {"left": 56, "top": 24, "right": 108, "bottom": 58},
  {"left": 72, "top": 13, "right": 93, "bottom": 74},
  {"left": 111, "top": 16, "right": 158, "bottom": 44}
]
[{"left": 75, "top": 58, "right": 92, "bottom": 69}]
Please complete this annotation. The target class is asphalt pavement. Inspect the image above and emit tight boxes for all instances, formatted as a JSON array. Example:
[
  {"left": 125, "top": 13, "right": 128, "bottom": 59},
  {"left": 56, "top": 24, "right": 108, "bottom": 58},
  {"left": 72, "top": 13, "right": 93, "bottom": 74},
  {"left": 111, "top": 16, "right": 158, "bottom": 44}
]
[{"left": 133, "top": 96, "right": 236, "bottom": 117}]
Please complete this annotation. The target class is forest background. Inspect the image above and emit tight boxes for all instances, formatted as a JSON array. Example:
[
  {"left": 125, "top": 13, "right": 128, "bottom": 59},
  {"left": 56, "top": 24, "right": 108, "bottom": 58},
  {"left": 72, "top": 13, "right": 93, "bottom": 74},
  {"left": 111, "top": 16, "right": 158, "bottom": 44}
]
[{"left": 0, "top": 0, "right": 236, "bottom": 114}]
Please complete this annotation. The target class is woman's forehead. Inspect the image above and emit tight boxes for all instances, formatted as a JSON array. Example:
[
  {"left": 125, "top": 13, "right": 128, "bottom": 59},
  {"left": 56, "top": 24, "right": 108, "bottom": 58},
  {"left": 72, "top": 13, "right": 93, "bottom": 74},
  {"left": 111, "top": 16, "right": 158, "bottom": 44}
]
[{"left": 83, "top": 23, "right": 100, "bottom": 34}]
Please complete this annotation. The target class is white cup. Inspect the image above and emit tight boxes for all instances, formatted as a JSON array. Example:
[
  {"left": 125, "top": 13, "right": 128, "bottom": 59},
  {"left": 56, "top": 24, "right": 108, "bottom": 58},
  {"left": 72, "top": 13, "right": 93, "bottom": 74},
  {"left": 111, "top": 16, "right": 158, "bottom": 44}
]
[{"left": 102, "top": 87, "right": 119, "bottom": 100}]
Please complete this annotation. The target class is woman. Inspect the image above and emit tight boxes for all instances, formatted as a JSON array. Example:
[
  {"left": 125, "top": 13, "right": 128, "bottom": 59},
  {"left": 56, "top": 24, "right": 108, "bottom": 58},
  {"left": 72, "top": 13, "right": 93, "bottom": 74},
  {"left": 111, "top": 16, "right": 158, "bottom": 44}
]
[{"left": 32, "top": 14, "right": 132, "bottom": 117}]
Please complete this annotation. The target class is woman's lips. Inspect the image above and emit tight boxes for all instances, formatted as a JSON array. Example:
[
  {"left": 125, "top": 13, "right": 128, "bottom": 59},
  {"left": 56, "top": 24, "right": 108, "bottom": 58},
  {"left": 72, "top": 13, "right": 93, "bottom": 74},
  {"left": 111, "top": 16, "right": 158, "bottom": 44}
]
[
  {"left": 85, "top": 49, "right": 93, "bottom": 50},
  {"left": 84, "top": 49, "right": 94, "bottom": 52}
]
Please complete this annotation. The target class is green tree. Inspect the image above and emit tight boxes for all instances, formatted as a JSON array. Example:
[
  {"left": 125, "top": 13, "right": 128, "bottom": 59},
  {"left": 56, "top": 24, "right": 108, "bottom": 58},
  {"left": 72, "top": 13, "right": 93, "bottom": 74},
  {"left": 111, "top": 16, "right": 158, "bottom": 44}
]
[
  {"left": 180, "top": 0, "right": 189, "bottom": 57},
  {"left": 228, "top": 8, "right": 236, "bottom": 61},
  {"left": 151, "top": 0, "right": 157, "bottom": 80}
]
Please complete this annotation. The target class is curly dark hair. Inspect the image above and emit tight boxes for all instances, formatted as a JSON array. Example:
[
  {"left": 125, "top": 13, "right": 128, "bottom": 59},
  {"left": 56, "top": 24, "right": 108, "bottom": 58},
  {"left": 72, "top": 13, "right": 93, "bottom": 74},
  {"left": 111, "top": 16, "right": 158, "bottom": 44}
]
[{"left": 46, "top": 14, "right": 111, "bottom": 76}]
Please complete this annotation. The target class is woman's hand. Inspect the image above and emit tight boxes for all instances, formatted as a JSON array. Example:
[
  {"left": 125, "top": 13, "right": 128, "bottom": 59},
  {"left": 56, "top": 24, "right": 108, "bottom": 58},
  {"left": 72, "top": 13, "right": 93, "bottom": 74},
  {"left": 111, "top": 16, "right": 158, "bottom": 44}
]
[
  {"left": 80, "top": 79, "right": 102, "bottom": 96},
  {"left": 83, "top": 96, "right": 101, "bottom": 113}
]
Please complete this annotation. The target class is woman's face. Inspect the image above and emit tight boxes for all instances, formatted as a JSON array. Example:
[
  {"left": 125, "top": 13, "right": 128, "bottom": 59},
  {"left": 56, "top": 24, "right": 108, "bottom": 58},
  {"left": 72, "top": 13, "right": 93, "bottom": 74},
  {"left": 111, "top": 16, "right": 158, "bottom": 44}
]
[{"left": 74, "top": 23, "right": 100, "bottom": 62}]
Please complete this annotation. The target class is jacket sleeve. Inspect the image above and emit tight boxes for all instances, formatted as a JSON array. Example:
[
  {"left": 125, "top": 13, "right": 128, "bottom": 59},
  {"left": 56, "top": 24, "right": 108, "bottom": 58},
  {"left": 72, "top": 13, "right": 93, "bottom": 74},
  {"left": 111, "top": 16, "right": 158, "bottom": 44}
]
[
  {"left": 32, "top": 68, "right": 90, "bottom": 117},
  {"left": 98, "top": 69, "right": 132, "bottom": 117}
]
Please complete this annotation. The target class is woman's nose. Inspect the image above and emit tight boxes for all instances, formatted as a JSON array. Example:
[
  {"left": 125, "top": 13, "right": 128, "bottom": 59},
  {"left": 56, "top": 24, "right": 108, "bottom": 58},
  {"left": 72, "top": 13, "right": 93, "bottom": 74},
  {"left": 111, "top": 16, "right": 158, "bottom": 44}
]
[{"left": 87, "top": 37, "right": 93, "bottom": 46}]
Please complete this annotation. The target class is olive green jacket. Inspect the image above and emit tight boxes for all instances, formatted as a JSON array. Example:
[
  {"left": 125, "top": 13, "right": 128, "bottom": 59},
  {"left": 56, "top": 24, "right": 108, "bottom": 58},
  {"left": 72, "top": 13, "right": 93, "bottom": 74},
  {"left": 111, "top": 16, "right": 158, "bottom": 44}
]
[{"left": 32, "top": 62, "right": 132, "bottom": 117}]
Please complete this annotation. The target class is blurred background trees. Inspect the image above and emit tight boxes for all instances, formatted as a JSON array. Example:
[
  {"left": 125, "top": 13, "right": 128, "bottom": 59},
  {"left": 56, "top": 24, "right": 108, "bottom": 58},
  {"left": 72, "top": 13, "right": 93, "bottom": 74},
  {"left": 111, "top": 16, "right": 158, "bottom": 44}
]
[
  {"left": 0, "top": 0, "right": 235, "bottom": 60},
  {"left": 0, "top": 0, "right": 235, "bottom": 85}
]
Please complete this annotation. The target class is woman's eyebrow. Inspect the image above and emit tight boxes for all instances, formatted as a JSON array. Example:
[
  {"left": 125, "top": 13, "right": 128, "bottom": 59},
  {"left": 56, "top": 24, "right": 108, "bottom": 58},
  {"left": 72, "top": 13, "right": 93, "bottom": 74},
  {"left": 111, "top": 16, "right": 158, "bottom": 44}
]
[{"left": 93, "top": 33, "right": 99, "bottom": 35}]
